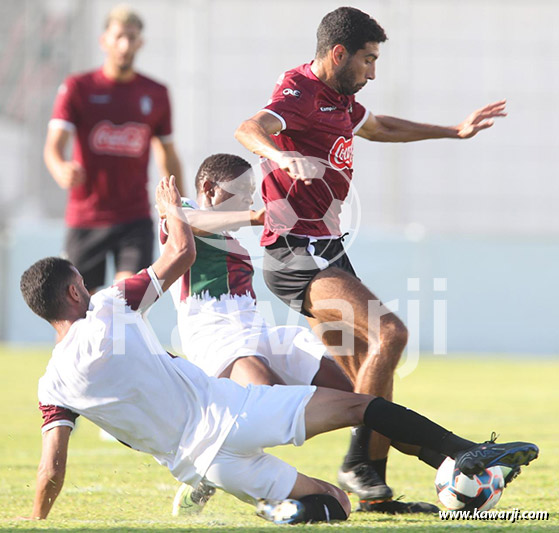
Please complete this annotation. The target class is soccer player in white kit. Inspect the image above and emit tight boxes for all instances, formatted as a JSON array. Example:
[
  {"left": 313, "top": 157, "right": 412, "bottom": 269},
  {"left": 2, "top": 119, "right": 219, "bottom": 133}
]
[
  {"left": 160, "top": 154, "right": 352, "bottom": 390},
  {"left": 20, "top": 177, "right": 538, "bottom": 523},
  {"left": 161, "top": 153, "right": 355, "bottom": 513}
]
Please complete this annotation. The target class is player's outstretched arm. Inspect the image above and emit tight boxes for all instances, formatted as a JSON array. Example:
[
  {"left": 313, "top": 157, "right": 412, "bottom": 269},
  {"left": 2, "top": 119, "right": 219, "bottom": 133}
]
[
  {"left": 152, "top": 176, "right": 196, "bottom": 292},
  {"left": 27, "top": 426, "right": 72, "bottom": 519},
  {"left": 356, "top": 100, "right": 507, "bottom": 142},
  {"left": 181, "top": 207, "right": 265, "bottom": 236}
]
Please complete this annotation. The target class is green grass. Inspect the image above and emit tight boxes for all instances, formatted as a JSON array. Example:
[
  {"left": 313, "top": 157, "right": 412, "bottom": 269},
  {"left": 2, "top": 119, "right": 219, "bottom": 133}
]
[{"left": 1, "top": 345, "right": 558, "bottom": 531}]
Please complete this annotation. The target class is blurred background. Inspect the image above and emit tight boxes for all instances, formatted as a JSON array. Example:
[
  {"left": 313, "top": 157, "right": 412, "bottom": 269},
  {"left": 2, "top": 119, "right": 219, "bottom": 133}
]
[{"left": 1, "top": 0, "right": 558, "bottom": 356}]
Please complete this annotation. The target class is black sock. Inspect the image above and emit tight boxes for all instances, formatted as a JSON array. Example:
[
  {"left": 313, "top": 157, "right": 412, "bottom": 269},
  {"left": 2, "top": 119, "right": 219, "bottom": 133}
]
[
  {"left": 369, "top": 457, "right": 387, "bottom": 482},
  {"left": 298, "top": 494, "right": 348, "bottom": 523},
  {"left": 418, "top": 447, "right": 446, "bottom": 469},
  {"left": 342, "top": 426, "right": 371, "bottom": 470},
  {"left": 363, "top": 397, "right": 475, "bottom": 458}
]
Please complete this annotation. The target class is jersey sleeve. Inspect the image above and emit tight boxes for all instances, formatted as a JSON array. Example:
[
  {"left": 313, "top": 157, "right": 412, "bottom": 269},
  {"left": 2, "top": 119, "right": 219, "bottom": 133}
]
[
  {"left": 112, "top": 267, "right": 163, "bottom": 312},
  {"left": 154, "top": 87, "right": 173, "bottom": 143},
  {"left": 350, "top": 99, "right": 370, "bottom": 133},
  {"left": 263, "top": 72, "right": 313, "bottom": 132},
  {"left": 49, "top": 77, "right": 79, "bottom": 133},
  {"left": 39, "top": 402, "right": 79, "bottom": 434}
]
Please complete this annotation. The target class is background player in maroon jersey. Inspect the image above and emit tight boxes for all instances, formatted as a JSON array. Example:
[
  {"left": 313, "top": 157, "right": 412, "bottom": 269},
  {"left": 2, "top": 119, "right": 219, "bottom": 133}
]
[
  {"left": 235, "top": 7, "right": 507, "bottom": 513},
  {"left": 44, "top": 5, "right": 182, "bottom": 293}
]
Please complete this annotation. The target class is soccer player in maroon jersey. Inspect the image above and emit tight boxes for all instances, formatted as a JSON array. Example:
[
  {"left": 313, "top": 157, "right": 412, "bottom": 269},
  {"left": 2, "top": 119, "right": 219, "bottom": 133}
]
[
  {"left": 235, "top": 7, "right": 508, "bottom": 512},
  {"left": 44, "top": 5, "right": 182, "bottom": 294}
]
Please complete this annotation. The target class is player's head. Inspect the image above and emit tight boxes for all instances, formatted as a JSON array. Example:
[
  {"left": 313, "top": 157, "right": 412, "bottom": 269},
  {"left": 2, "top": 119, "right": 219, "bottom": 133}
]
[
  {"left": 195, "top": 154, "right": 255, "bottom": 211},
  {"left": 101, "top": 4, "right": 144, "bottom": 74},
  {"left": 315, "top": 7, "right": 387, "bottom": 95},
  {"left": 20, "top": 257, "right": 90, "bottom": 324}
]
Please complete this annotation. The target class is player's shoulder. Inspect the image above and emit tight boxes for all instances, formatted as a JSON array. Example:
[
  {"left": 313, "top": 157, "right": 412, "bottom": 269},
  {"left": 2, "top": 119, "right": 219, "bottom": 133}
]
[
  {"left": 66, "top": 68, "right": 101, "bottom": 86},
  {"left": 57, "top": 69, "right": 98, "bottom": 95},
  {"left": 277, "top": 63, "right": 316, "bottom": 89},
  {"left": 134, "top": 71, "right": 169, "bottom": 93},
  {"left": 272, "top": 63, "right": 318, "bottom": 104}
]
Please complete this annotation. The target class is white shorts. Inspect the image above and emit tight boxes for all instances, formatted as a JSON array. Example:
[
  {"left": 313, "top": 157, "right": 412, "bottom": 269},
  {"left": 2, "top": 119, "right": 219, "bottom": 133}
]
[
  {"left": 203, "top": 383, "right": 315, "bottom": 504},
  {"left": 177, "top": 294, "right": 326, "bottom": 384}
]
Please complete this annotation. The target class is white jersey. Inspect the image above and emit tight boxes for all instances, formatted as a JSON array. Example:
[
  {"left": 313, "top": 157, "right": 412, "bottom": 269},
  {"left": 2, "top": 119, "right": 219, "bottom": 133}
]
[
  {"left": 159, "top": 202, "right": 326, "bottom": 383},
  {"left": 38, "top": 268, "right": 250, "bottom": 487}
]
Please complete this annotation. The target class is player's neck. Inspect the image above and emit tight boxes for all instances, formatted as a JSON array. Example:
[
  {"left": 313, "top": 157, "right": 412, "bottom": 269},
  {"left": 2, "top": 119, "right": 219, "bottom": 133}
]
[
  {"left": 310, "top": 59, "right": 339, "bottom": 93},
  {"left": 52, "top": 319, "right": 76, "bottom": 344},
  {"left": 102, "top": 62, "right": 136, "bottom": 83}
]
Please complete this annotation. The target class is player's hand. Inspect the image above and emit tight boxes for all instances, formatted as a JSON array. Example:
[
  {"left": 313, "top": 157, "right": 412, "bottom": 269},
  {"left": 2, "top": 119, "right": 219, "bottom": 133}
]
[
  {"left": 250, "top": 207, "right": 266, "bottom": 226},
  {"left": 156, "top": 175, "right": 182, "bottom": 220},
  {"left": 456, "top": 99, "right": 507, "bottom": 138},
  {"left": 277, "top": 153, "right": 319, "bottom": 185},
  {"left": 54, "top": 161, "right": 85, "bottom": 189}
]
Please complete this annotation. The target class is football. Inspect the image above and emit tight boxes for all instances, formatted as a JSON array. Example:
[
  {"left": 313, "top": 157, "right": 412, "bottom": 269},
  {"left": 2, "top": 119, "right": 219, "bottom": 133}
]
[{"left": 435, "top": 457, "right": 504, "bottom": 511}]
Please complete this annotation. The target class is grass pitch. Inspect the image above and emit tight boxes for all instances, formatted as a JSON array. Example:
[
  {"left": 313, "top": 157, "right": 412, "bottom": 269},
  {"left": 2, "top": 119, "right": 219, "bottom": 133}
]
[{"left": 1, "top": 345, "right": 557, "bottom": 532}]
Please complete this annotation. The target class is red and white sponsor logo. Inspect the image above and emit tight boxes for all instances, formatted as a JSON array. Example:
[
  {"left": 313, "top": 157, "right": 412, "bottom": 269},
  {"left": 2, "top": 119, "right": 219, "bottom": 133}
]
[
  {"left": 328, "top": 136, "right": 354, "bottom": 170},
  {"left": 90, "top": 120, "right": 150, "bottom": 157}
]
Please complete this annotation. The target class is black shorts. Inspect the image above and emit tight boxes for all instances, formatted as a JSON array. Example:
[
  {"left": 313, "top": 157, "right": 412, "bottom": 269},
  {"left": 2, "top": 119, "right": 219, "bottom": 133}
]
[
  {"left": 64, "top": 218, "right": 154, "bottom": 291},
  {"left": 263, "top": 235, "right": 358, "bottom": 317}
]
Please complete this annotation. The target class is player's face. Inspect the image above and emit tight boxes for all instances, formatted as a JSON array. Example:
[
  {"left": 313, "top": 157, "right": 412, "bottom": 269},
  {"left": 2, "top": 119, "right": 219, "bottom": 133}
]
[
  {"left": 70, "top": 266, "right": 91, "bottom": 314},
  {"left": 213, "top": 172, "right": 256, "bottom": 211},
  {"left": 101, "top": 21, "right": 143, "bottom": 72},
  {"left": 335, "top": 42, "right": 379, "bottom": 95}
]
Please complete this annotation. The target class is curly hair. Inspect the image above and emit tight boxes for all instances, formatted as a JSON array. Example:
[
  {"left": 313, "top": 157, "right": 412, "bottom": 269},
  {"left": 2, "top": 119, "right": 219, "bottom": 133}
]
[{"left": 194, "top": 153, "right": 252, "bottom": 193}]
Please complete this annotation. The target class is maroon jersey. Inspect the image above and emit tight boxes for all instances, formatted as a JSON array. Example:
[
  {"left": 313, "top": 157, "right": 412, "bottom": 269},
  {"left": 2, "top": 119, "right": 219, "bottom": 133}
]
[
  {"left": 260, "top": 63, "right": 368, "bottom": 245},
  {"left": 50, "top": 68, "right": 173, "bottom": 227}
]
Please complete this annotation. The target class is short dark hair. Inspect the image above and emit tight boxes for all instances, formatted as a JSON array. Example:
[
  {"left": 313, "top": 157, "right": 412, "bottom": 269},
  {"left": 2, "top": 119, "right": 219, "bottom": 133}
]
[
  {"left": 194, "top": 153, "right": 252, "bottom": 193},
  {"left": 316, "top": 7, "right": 387, "bottom": 58},
  {"left": 20, "top": 257, "right": 75, "bottom": 322}
]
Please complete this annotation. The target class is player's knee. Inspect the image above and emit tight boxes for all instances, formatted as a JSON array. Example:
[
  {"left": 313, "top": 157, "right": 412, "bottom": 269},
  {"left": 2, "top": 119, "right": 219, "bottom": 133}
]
[
  {"left": 300, "top": 485, "right": 351, "bottom": 520},
  {"left": 332, "top": 485, "right": 351, "bottom": 516},
  {"left": 381, "top": 316, "right": 408, "bottom": 356},
  {"left": 223, "top": 356, "right": 285, "bottom": 386}
]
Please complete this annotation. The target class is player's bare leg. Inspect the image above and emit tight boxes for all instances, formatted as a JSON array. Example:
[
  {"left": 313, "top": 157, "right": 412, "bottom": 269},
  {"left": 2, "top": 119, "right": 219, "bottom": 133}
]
[
  {"left": 220, "top": 356, "right": 287, "bottom": 386},
  {"left": 257, "top": 472, "right": 350, "bottom": 524},
  {"left": 304, "top": 267, "right": 409, "bottom": 505},
  {"left": 311, "top": 356, "right": 354, "bottom": 391},
  {"left": 220, "top": 354, "right": 353, "bottom": 390}
]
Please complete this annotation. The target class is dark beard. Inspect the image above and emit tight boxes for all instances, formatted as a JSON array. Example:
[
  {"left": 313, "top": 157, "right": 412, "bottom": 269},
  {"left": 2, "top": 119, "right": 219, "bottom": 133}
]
[{"left": 335, "top": 62, "right": 362, "bottom": 95}]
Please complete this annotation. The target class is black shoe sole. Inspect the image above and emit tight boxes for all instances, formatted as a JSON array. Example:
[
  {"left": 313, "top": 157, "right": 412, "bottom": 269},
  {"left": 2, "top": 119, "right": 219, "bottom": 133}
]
[
  {"left": 458, "top": 443, "right": 539, "bottom": 477},
  {"left": 358, "top": 499, "right": 439, "bottom": 515}
]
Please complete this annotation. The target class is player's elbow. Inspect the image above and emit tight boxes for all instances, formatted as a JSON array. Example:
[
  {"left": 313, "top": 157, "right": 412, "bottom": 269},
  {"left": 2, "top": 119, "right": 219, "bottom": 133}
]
[
  {"left": 234, "top": 119, "right": 254, "bottom": 143},
  {"left": 234, "top": 121, "right": 246, "bottom": 142},
  {"left": 183, "top": 243, "right": 196, "bottom": 271},
  {"left": 43, "top": 142, "right": 55, "bottom": 172}
]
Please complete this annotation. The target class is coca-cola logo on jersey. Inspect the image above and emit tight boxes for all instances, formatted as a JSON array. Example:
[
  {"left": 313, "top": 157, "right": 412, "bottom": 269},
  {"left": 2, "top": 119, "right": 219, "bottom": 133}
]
[
  {"left": 89, "top": 120, "right": 150, "bottom": 157},
  {"left": 328, "top": 136, "right": 354, "bottom": 170}
]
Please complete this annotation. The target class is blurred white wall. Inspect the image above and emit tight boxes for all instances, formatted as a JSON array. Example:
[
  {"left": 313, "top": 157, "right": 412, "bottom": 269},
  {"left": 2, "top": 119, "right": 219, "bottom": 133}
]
[
  {"left": 1, "top": 0, "right": 558, "bottom": 352},
  {"left": 1, "top": 0, "right": 558, "bottom": 234}
]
